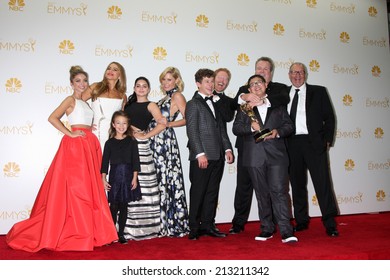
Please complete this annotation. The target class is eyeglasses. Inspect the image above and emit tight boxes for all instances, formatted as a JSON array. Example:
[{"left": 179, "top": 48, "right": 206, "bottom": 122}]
[
  {"left": 289, "top": 71, "right": 305, "bottom": 76},
  {"left": 249, "top": 80, "right": 264, "bottom": 87}
]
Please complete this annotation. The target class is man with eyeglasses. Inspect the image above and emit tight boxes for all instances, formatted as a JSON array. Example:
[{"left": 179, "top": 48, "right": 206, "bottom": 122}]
[
  {"left": 286, "top": 62, "right": 339, "bottom": 237},
  {"left": 229, "top": 57, "right": 289, "bottom": 234}
]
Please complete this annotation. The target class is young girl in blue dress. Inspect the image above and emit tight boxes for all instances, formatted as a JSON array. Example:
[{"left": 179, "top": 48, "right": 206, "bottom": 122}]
[{"left": 101, "top": 111, "right": 141, "bottom": 244}]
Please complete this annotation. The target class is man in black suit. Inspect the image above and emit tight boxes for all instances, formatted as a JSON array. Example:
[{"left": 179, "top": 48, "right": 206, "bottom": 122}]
[
  {"left": 286, "top": 62, "right": 339, "bottom": 237},
  {"left": 186, "top": 68, "right": 234, "bottom": 240},
  {"left": 229, "top": 57, "right": 289, "bottom": 234},
  {"left": 233, "top": 74, "right": 297, "bottom": 243}
]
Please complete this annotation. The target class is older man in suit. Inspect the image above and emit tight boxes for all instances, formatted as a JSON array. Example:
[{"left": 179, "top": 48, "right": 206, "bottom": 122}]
[
  {"left": 186, "top": 68, "right": 234, "bottom": 240},
  {"left": 287, "top": 62, "right": 339, "bottom": 237},
  {"left": 233, "top": 74, "right": 297, "bottom": 243}
]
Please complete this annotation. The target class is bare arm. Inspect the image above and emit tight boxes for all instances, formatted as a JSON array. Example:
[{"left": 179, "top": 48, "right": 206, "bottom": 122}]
[
  {"left": 137, "top": 102, "right": 166, "bottom": 139},
  {"left": 168, "top": 92, "right": 187, "bottom": 128}
]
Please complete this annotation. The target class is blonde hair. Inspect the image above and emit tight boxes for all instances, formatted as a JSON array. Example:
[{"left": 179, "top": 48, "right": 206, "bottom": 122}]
[{"left": 159, "top": 66, "right": 184, "bottom": 93}]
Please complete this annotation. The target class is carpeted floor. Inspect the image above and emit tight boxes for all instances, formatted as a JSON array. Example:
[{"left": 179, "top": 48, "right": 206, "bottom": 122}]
[{"left": 1, "top": 212, "right": 389, "bottom": 260}]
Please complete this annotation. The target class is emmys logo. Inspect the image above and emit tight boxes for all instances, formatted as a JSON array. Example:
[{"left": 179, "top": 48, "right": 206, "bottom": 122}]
[
  {"left": 141, "top": 11, "right": 178, "bottom": 24},
  {"left": 376, "top": 190, "right": 386, "bottom": 202},
  {"left": 237, "top": 53, "right": 250, "bottom": 66},
  {"left": 185, "top": 51, "right": 219, "bottom": 64},
  {"left": 47, "top": 3, "right": 87, "bottom": 16},
  {"left": 59, "top": 40, "right": 75, "bottom": 55},
  {"left": 299, "top": 28, "right": 326, "bottom": 40},
  {"left": 330, "top": 3, "right": 356, "bottom": 14},
  {"left": 148, "top": 89, "right": 164, "bottom": 100},
  {"left": 226, "top": 20, "right": 258, "bottom": 32},
  {"left": 0, "top": 39, "right": 36, "bottom": 52},
  {"left": 336, "top": 128, "right": 361, "bottom": 139},
  {"left": 366, "top": 97, "right": 389, "bottom": 108},
  {"left": 368, "top": 6, "right": 378, "bottom": 17},
  {"left": 153, "top": 47, "right": 168, "bottom": 61},
  {"left": 306, "top": 0, "right": 317, "bottom": 8},
  {"left": 342, "top": 94, "right": 353, "bottom": 106},
  {"left": 107, "top": 6, "right": 122, "bottom": 19},
  {"left": 336, "top": 193, "right": 363, "bottom": 204},
  {"left": 275, "top": 59, "right": 295, "bottom": 70},
  {"left": 95, "top": 45, "right": 133, "bottom": 58},
  {"left": 196, "top": 14, "right": 209, "bottom": 28},
  {"left": 5, "top": 78, "right": 22, "bottom": 93},
  {"left": 8, "top": 0, "right": 24, "bottom": 11},
  {"left": 273, "top": 23, "right": 285, "bottom": 36},
  {"left": 371, "top": 66, "right": 381, "bottom": 77},
  {"left": 309, "top": 60, "right": 320, "bottom": 72},
  {"left": 0, "top": 122, "right": 33, "bottom": 135},
  {"left": 0, "top": 210, "right": 31, "bottom": 221},
  {"left": 45, "top": 83, "right": 72, "bottom": 95},
  {"left": 344, "top": 159, "right": 355, "bottom": 171},
  {"left": 363, "top": 37, "right": 387, "bottom": 47},
  {"left": 374, "top": 127, "right": 384, "bottom": 139},
  {"left": 368, "top": 159, "right": 390, "bottom": 170},
  {"left": 3, "top": 162, "right": 20, "bottom": 177},
  {"left": 339, "top": 32, "right": 350, "bottom": 43},
  {"left": 333, "top": 64, "right": 359, "bottom": 75}
]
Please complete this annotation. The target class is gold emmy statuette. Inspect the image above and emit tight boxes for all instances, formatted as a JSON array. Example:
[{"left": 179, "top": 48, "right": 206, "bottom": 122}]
[{"left": 240, "top": 103, "right": 272, "bottom": 143}]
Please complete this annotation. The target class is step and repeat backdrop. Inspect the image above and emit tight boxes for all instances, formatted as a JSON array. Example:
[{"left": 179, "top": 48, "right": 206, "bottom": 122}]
[{"left": 1, "top": 0, "right": 389, "bottom": 234}]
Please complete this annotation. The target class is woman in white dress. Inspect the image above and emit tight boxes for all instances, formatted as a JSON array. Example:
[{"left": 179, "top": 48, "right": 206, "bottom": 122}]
[{"left": 82, "top": 62, "right": 127, "bottom": 150}]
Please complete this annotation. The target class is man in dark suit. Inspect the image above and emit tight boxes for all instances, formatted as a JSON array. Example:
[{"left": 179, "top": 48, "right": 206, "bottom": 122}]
[
  {"left": 233, "top": 74, "right": 297, "bottom": 243},
  {"left": 186, "top": 68, "right": 234, "bottom": 240},
  {"left": 287, "top": 62, "right": 339, "bottom": 237},
  {"left": 229, "top": 57, "right": 289, "bottom": 234}
]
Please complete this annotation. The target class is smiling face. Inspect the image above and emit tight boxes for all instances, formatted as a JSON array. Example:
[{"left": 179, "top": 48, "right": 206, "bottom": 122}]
[
  {"left": 255, "top": 60, "right": 273, "bottom": 83},
  {"left": 71, "top": 73, "right": 88, "bottom": 95},
  {"left": 288, "top": 63, "right": 306, "bottom": 88},
  {"left": 161, "top": 72, "right": 177, "bottom": 92},
  {"left": 214, "top": 70, "right": 230, "bottom": 93},
  {"left": 197, "top": 76, "right": 215, "bottom": 96},
  {"left": 112, "top": 115, "right": 129, "bottom": 136},
  {"left": 248, "top": 75, "right": 267, "bottom": 97},
  {"left": 134, "top": 78, "right": 150, "bottom": 98}
]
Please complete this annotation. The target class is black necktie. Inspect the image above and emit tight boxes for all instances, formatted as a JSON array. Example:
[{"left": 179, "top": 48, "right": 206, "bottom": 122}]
[
  {"left": 205, "top": 96, "right": 213, "bottom": 102},
  {"left": 290, "top": 88, "right": 300, "bottom": 123}
]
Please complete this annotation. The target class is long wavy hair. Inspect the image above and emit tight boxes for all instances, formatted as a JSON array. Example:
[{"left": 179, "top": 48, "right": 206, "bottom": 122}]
[
  {"left": 108, "top": 110, "right": 134, "bottom": 139},
  {"left": 124, "top": 76, "right": 150, "bottom": 110},
  {"left": 91, "top": 61, "right": 127, "bottom": 101}
]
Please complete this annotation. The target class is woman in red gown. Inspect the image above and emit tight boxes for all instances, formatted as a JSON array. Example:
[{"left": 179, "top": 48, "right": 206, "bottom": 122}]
[{"left": 6, "top": 66, "right": 118, "bottom": 252}]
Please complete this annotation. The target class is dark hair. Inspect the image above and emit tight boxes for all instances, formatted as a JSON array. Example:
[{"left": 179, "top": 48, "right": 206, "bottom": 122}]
[
  {"left": 247, "top": 74, "right": 266, "bottom": 85},
  {"left": 125, "top": 76, "right": 150, "bottom": 109},
  {"left": 69, "top": 65, "right": 88, "bottom": 82},
  {"left": 194, "top": 68, "right": 215, "bottom": 83},
  {"left": 108, "top": 111, "right": 134, "bottom": 138}
]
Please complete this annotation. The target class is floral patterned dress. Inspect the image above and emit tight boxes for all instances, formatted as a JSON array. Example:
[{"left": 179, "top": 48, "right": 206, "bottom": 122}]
[{"left": 149, "top": 88, "right": 190, "bottom": 237}]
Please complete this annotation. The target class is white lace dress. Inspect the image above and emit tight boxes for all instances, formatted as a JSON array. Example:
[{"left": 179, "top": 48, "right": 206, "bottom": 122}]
[{"left": 90, "top": 97, "right": 123, "bottom": 151}]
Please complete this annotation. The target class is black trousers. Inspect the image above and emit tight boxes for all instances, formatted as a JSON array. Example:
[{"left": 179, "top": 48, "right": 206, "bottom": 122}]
[{"left": 189, "top": 158, "right": 224, "bottom": 232}]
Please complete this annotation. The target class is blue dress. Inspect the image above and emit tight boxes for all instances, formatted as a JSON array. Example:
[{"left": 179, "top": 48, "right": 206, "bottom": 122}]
[{"left": 149, "top": 88, "right": 190, "bottom": 237}]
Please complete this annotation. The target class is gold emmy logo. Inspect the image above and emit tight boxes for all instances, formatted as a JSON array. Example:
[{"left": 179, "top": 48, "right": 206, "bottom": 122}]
[
  {"left": 371, "top": 65, "right": 381, "bottom": 77},
  {"left": 5, "top": 78, "right": 22, "bottom": 93},
  {"left": 8, "top": 0, "right": 25, "bottom": 11},
  {"left": 273, "top": 23, "right": 285, "bottom": 36},
  {"left": 342, "top": 94, "right": 353, "bottom": 106},
  {"left": 344, "top": 159, "right": 355, "bottom": 171},
  {"left": 196, "top": 14, "right": 209, "bottom": 28},
  {"left": 368, "top": 6, "right": 378, "bottom": 17},
  {"left": 3, "top": 162, "right": 20, "bottom": 177},
  {"left": 306, "top": 0, "right": 317, "bottom": 8},
  {"left": 108, "top": 5, "right": 122, "bottom": 19},
  {"left": 59, "top": 40, "right": 75, "bottom": 55},
  {"left": 340, "top": 32, "right": 350, "bottom": 43},
  {"left": 237, "top": 53, "right": 250, "bottom": 66},
  {"left": 311, "top": 195, "right": 318, "bottom": 206},
  {"left": 376, "top": 190, "right": 386, "bottom": 202},
  {"left": 153, "top": 47, "right": 167, "bottom": 60},
  {"left": 309, "top": 60, "right": 320, "bottom": 72},
  {"left": 374, "top": 127, "right": 384, "bottom": 139}
]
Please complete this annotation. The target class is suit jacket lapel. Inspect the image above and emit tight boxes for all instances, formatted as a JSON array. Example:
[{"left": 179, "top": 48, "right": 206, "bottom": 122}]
[{"left": 194, "top": 92, "right": 216, "bottom": 119}]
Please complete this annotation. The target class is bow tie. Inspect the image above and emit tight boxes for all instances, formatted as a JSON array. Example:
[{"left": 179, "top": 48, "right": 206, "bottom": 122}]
[{"left": 205, "top": 96, "right": 213, "bottom": 102}]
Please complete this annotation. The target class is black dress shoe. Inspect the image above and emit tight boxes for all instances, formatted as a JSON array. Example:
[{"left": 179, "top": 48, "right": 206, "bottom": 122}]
[
  {"left": 188, "top": 231, "right": 199, "bottom": 240},
  {"left": 203, "top": 228, "right": 226, "bottom": 238},
  {"left": 229, "top": 226, "right": 243, "bottom": 234},
  {"left": 326, "top": 227, "right": 339, "bottom": 237},
  {"left": 293, "top": 223, "right": 309, "bottom": 232}
]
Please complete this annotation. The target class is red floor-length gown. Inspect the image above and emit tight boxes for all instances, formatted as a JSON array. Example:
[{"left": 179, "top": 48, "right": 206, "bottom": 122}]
[{"left": 6, "top": 128, "right": 118, "bottom": 252}]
